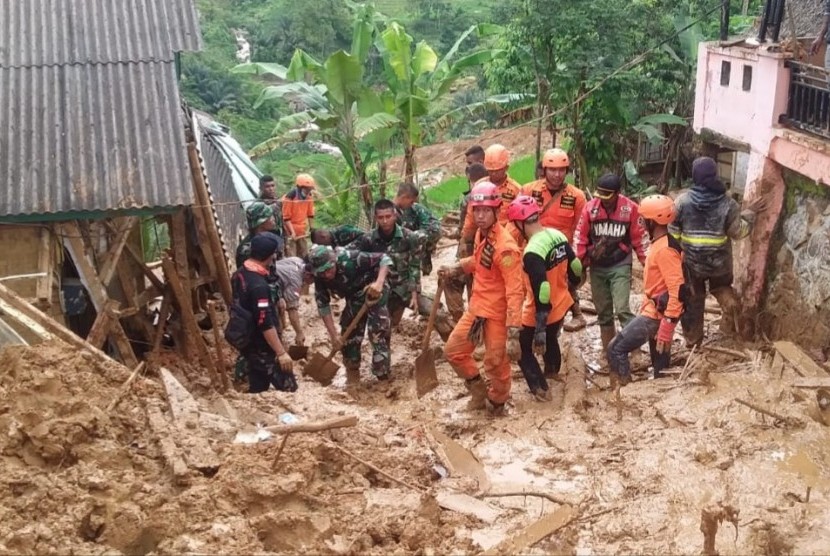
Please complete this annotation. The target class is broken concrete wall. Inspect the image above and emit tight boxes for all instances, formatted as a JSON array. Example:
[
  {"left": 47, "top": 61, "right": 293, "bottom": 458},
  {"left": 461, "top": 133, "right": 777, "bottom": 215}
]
[{"left": 763, "top": 169, "right": 830, "bottom": 351}]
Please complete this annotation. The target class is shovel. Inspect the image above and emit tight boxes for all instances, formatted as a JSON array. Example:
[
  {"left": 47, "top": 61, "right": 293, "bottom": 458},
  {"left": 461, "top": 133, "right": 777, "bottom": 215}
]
[
  {"left": 415, "top": 280, "right": 444, "bottom": 398},
  {"left": 303, "top": 300, "right": 371, "bottom": 386}
]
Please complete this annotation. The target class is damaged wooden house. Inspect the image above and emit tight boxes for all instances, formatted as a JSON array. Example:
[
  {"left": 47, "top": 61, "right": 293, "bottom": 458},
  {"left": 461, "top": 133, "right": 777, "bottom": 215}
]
[{"left": 0, "top": 0, "right": 232, "bottom": 389}]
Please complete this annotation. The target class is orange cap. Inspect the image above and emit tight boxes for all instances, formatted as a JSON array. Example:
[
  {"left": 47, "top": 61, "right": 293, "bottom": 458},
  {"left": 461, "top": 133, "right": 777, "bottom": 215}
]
[
  {"left": 542, "top": 148, "right": 569, "bottom": 169},
  {"left": 295, "top": 173, "right": 317, "bottom": 189},
  {"left": 484, "top": 144, "right": 510, "bottom": 171}
]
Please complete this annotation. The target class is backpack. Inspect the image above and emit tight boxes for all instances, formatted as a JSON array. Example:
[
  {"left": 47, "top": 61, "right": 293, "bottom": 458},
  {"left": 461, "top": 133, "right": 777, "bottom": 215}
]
[{"left": 224, "top": 270, "right": 254, "bottom": 351}]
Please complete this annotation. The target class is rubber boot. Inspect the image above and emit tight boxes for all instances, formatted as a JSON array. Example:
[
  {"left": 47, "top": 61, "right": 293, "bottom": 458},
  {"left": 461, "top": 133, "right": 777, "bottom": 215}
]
[
  {"left": 711, "top": 287, "right": 739, "bottom": 337},
  {"left": 600, "top": 325, "right": 616, "bottom": 368},
  {"left": 485, "top": 397, "right": 507, "bottom": 416},
  {"left": 465, "top": 376, "right": 487, "bottom": 410},
  {"left": 345, "top": 361, "right": 361, "bottom": 386},
  {"left": 563, "top": 304, "right": 587, "bottom": 332}
]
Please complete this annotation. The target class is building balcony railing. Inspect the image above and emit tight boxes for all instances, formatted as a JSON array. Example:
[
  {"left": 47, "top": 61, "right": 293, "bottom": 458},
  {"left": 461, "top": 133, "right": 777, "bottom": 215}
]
[{"left": 781, "top": 61, "right": 830, "bottom": 140}]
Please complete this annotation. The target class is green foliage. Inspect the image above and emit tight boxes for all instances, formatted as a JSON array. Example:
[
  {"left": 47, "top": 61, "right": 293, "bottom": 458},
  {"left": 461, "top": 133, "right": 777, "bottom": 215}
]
[{"left": 141, "top": 218, "right": 170, "bottom": 262}]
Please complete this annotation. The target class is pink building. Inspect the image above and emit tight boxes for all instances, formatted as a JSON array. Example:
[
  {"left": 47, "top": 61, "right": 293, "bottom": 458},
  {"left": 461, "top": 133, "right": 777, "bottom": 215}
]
[{"left": 693, "top": 35, "right": 830, "bottom": 349}]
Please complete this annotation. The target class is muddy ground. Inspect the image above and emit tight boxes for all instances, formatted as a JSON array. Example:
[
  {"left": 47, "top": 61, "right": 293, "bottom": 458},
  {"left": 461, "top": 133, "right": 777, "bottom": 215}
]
[{"left": 1, "top": 237, "right": 829, "bottom": 555}]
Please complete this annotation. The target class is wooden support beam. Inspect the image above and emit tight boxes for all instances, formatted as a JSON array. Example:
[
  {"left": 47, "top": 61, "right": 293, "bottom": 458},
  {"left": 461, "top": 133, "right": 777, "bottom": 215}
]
[
  {"left": 36, "top": 226, "right": 53, "bottom": 307},
  {"left": 63, "top": 221, "right": 139, "bottom": 367},
  {"left": 170, "top": 210, "right": 194, "bottom": 310},
  {"left": 161, "top": 254, "right": 222, "bottom": 390},
  {"left": 86, "top": 300, "right": 115, "bottom": 349},
  {"left": 0, "top": 298, "right": 54, "bottom": 340},
  {"left": 123, "top": 240, "right": 165, "bottom": 292},
  {"left": 187, "top": 141, "right": 233, "bottom": 305},
  {"left": 207, "top": 300, "right": 231, "bottom": 391},
  {"left": 151, "top": 288, "right": 172, "bottom": 356},
  {"left": 189, "top": 206, "right": 218, "bottom": 281},
  {"left": 116, "top": 261, "right": 154, "bottom": 343},
  {"left": 63, "top": 222, "right": 107, "bottom": 312},
  {"left": 99, "top": 216, "right": 138, "bottom": 286},
  {"left": 0, "top": 282, "right": 128, "bottom": 372}
]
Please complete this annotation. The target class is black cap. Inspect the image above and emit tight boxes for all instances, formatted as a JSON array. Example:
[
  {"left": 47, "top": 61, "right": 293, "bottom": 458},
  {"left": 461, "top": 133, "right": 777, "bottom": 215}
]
[
  {"left": 594, "top": 174, "right": 621, "bottom": 199},
  {"left": 250, "top": 232, "right": 283, "bottom": 259}
]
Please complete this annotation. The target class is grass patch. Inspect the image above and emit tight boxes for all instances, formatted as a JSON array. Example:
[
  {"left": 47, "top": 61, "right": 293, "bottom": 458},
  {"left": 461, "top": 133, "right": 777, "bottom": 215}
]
[{"left": 424, "top": 154, "right": 538, "bottom": 214}]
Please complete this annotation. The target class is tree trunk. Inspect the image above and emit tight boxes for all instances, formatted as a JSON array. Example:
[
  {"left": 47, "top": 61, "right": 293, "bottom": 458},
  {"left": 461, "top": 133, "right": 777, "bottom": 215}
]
[
  {"left": 379, "top": 156, "right": 388, "bottom": 200},
  {"left": 403, "top": 143, "right": 417, "bottom": 186},
  {"left": 352, "top": 149, "right": 374, "bottom": 223}
]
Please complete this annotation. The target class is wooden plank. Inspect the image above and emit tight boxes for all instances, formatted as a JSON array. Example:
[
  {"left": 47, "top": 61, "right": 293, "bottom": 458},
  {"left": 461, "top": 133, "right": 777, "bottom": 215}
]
[
  {"left": 483, "top": 505, "right": 575, "bottom": 556},
  {"left": 106, "top": 304, "right": 140, "bottom": 368},
  {"left": 428, "top": 426, "right": 490, "bottom": 492},
  {"left": 115, "top": 261, "right": 154, "bottom": 343},
  {"left": 158, "top": 368, "right": 221, "bottom": 473},
  {"left": 36, "top": 226, "right": 53, "bottom": 306},
  {"left": 170, "top": 210, "right": 193, "bottom": 314},
  {"left": 99, "top": 217, "right": 138, "bottom": 286},
  {"left": 188, "top": 141, "right": 233, "bottom": 304},
  {"left": 774, "top": 341, "right": 829, "bottom": 378},
  {"left": 146, "top": 404, "right": 190, "bottom": 485},
  {"left": 188, "top": 203, "right": 218, "bottom": 281},
  {"left": 436, "top": 492, "right": 502, "bottom": 524},
  {"left": 207, "top": 300, "right": 231, "bottom": 391},
  {"left": 160, "top": 367, "right": 202, "bottom": 422},
  {"left": 0, "top": 298, "right": 54, "bottom": 340},
  {"left": 792, "top": 377, "right": 830, "bottom": 389},
  {"left": 160, "top": 255, "right": 221, "bottom": 388},
  {"left": 62, "top": 221, "right": 107, "bottom": 312},
  {"left": 0, "top": 282, "right": 127, "bottom": 371}
]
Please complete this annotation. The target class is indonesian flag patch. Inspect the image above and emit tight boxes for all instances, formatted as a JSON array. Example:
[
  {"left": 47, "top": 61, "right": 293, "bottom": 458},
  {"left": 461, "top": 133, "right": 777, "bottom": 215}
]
[{"left": 257, "top": 299, "right": 269, "bottom": 308}]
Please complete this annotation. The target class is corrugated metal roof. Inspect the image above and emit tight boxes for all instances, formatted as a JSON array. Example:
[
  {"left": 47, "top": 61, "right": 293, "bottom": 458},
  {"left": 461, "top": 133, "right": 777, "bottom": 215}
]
[
  {"left": 194, "top": 113, "right": 259, "bottom": 267},
  {"left": 0, "top": 62, "right": 194, "bottom": 216},
  {"left": 0, "top": 0, "right": 202, "bottom": 68}
]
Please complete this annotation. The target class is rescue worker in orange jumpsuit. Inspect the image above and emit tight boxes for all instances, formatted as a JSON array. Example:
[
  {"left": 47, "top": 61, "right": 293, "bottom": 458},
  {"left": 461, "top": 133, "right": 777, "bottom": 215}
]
[
  {"left": 459, "top": 144, "right": 522, "bottom": 248},
  {"left": 282, "top": 173, "right": 316, "bottom": 258},
  {"left": 522, "top": 148, "right": 587, "bottom": 331},
  {"left": 607, "top": 195, "right": 685, "bottom": 385},
  {"left": 440, "top": 181, "right": 524, "bottom": 415},
  {"left": 508, "top": 196, "right": 583, "bottom": 401}
]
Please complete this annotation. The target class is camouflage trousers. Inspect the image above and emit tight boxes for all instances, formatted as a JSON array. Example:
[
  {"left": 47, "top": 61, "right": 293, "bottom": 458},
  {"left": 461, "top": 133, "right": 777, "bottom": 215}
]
[{"left": 341, "top": 287, "right": 391, "bottom": 378}]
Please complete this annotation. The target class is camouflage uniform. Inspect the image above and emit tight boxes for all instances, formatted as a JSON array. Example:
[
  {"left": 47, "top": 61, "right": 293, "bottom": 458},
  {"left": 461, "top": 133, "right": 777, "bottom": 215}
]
[
  {"left": 397, "top": 202, "right": 441, "bottom": 275},
  {"left": 329, "top": 224, "right": 366, "bottom": 247},
  {"left": 258, "top": 192, "right": 284, "bottom": 238},
  {"left": 444, "top": 190, "right": 473, "bottom": 321},
  {"left": 314, "top": 248, "right": 393, "bottom": 378},
  {"left": 347, "top": 225, "right": 421, "bottom": 327}
]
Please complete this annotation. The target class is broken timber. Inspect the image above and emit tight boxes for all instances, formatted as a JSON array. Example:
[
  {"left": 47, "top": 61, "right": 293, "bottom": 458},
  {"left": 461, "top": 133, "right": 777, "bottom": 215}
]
[
  {"left": 774, "top": 341, "right": 830, "bottom": 378},
  {"left": 791, "top": 377, "right": 830, "bottom": 389},
  {"left": 159, "top": 368, "right": 221, "bottom": 474},
  {"left": 483, "top": 504, "right": 575, "bottom": 556}
]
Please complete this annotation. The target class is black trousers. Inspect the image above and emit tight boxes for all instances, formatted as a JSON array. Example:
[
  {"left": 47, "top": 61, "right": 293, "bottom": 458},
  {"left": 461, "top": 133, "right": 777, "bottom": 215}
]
[
  {"left": 245, "top": 348, "right": 297, "bottom": 393},
  {"left": 518, "top": 320, "right": 563, "bottom": 394}
]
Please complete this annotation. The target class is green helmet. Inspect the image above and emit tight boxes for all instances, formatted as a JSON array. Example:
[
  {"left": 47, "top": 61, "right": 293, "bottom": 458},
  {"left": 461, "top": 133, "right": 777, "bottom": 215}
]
[
  {"left": 308, "top": 245, "right": 337, "bottom": 275},
  {"left": 246, "top": 201, "right": 274, "bottom": 230}
]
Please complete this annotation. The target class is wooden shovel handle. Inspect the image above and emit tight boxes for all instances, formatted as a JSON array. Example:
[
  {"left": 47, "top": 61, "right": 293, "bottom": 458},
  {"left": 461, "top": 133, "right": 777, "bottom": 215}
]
[
  {"left": 325, "top": 300, "right": 371, "bottom": 361},
  {"left": 421, "top": 279, "right": 444, "bottom": 351}
]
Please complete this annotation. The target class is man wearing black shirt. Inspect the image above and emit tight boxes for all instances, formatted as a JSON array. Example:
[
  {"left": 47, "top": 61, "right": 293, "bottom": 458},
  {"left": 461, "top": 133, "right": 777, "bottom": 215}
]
[{"left": 231, "top": 234, "right": 297, "bottom": 393}]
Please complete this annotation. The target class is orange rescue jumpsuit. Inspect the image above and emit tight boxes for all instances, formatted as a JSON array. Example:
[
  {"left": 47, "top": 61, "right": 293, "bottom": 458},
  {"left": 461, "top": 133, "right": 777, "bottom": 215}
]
[
  {"left": 460, "top": 177, "right": 522, "bottom": 244},
  {"left": 444, "top": 222, "right": 524, "bottom": 404},
  {"left": 521, "top": 181, "right": 586, "bottom": 243}
]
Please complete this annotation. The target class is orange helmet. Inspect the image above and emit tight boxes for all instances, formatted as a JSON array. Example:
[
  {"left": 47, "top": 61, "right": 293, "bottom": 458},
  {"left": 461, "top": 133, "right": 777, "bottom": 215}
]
[
  {"left": 484, "top": 144, "right": 510, "bottom": 171},
  {"left": 468, "top": 181, "right": 502, "bottom": 209},
  {"left": 295, "top": 173, "right": 317, "bottom": 189},
  {"left": 639, "top": 195, "right": 676, "bottom": 225},
  {"left": 542, "top": 148, "right": 569, "bottom": 169}
]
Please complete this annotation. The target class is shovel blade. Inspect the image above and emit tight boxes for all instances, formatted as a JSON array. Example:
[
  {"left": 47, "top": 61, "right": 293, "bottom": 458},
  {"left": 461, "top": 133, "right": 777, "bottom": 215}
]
[
  {"left": 415, "top": 349, "right": 439, "bottom": 398},
  {"left": 303, "top": 353, "right": 340, "bottom": 386},
  {"left": 288, "top": 345, "right": 309, "bottom": 361}
]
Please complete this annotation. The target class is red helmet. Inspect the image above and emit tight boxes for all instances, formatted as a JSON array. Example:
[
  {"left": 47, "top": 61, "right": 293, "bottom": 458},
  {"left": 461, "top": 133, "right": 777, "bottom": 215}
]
[
  {"left": 468, "top": 181, "right": 501, "bottom": 208},
  {"left": 507, "top": 195, "right": 540, "bottom": 222},
  {"left": 639, "top": 194, "right": 676, "bottom": 225}
]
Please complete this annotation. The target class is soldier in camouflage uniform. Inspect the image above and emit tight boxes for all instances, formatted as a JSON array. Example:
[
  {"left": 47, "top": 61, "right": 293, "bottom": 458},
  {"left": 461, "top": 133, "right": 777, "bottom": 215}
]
[
  {"left": 236, "top": 202, "right": 283, "bottom": 268},
  {"left": 347, "top": 199, "right": 421, "bottom": 327},
  {"left": 310, "top": 224, "right": 366, "bottom": 247},
  {"left": 308, "top": 245, "right": 393, "bottom": 382},
  {"left": 258, "top": 175, "right": 284, "bottom": 239},
  {"left": 394, "top": 182, "right": 441, "bottom": 276}
]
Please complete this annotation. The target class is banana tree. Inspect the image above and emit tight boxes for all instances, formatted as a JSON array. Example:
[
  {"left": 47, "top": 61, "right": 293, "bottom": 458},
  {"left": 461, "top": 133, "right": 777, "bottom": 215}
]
[
  {"left": 375, "top": 22, "right": 500, "bottom": 181},
  {"left": 232, "top": 6, "right": 399, "bottom": 218}
]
